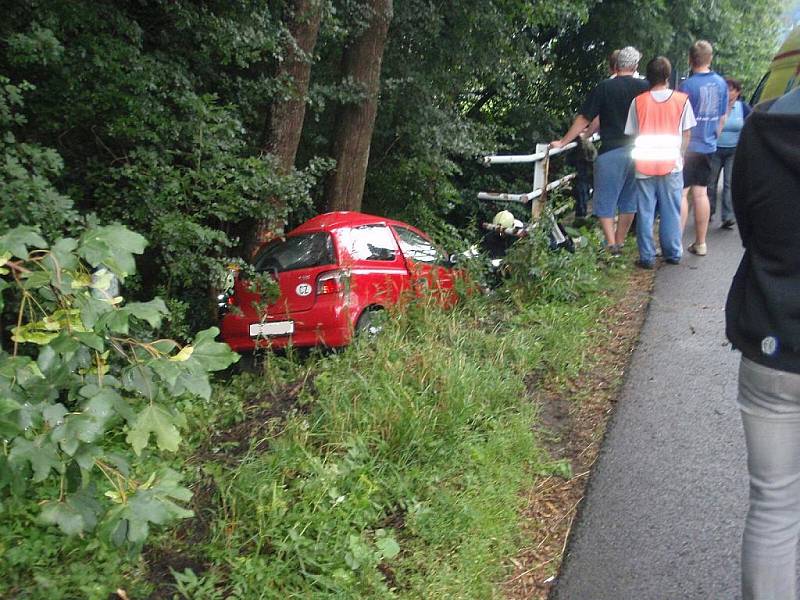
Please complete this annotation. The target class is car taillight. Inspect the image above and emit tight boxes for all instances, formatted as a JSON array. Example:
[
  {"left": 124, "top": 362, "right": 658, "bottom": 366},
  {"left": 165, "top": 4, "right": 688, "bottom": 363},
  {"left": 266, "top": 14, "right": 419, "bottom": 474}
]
[{"left": 316, "top": 269, "right": 347, "bottom": 295}]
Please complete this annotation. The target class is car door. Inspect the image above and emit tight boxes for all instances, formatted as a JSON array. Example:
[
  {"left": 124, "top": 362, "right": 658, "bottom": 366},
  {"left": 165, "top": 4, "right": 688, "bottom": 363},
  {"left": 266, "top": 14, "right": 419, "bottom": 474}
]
[
  {"left": 335, "top": 224, "right": 409, "bottom": 311},
  {"left": 391, "top": 225, "right": 457, "bottom": 304}
]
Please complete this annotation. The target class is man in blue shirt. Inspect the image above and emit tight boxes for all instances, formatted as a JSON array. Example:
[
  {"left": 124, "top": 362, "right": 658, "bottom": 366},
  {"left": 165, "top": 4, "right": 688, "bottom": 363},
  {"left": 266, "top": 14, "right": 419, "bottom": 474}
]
[{"left": 679, "top": 40, "right": 728, "bottom": 256}]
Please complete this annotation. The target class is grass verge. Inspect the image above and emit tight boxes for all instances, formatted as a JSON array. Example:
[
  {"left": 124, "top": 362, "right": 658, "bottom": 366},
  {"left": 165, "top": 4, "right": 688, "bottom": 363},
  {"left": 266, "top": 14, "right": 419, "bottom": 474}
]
[{"left": 0, "top": 236, "right": 648, "bottom": 599}]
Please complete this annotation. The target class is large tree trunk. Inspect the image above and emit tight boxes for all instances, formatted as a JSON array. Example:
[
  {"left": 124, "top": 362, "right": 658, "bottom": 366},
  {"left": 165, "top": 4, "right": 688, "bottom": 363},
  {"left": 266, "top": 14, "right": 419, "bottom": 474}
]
[
  {"left": 324, "top": 0, "right": 393, "bottom": 213},
  {"left": 249, "top": 0, "right": 322, "bottom": 255}
]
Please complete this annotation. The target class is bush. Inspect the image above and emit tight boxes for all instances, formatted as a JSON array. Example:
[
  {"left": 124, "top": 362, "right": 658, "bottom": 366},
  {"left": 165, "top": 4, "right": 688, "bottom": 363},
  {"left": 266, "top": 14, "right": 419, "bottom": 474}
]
[{"left": 0, "top": 225, "right": 238, "bottom": 553}]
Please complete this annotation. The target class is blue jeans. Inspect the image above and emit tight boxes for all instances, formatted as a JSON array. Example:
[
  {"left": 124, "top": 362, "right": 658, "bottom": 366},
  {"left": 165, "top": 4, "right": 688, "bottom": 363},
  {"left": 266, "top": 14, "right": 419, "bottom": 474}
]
[
  {"left": 738, "top": 357, "right": 800, "bottom": 600},
  {"left": 593, "top": 147, "right": 637, "bottom": 218},
  {"left": 708, "top": 146, "right": 736, "bottom": 221},
  {"left": 634, "top": 172, "right": 683, "bottom": 265}
]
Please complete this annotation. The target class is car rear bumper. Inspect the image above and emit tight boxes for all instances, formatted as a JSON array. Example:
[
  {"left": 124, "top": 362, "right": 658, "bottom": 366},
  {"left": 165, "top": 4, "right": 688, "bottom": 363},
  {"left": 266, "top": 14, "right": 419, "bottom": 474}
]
[{"left": 220, "top": 300, "right": 355, "bottom": 351}]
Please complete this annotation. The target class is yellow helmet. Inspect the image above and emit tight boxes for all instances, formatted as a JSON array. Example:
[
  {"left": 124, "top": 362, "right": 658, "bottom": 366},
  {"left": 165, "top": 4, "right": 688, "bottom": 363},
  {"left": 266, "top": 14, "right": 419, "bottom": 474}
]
[{"left": 492, "top": 210, "right": 515, "bottom": 229}]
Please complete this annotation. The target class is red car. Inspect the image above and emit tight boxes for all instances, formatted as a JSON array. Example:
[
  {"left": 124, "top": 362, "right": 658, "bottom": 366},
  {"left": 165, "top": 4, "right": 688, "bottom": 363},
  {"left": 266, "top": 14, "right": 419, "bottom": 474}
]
[{"left": 220, "top": 211, "right": 461, "bottom": 351}]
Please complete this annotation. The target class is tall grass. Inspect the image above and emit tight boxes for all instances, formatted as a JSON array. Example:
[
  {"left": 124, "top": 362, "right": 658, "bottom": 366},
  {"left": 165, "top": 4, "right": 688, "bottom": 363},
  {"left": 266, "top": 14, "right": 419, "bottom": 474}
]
[
  {"left": 170, "top": 238, "right": 624, "bottom": 599},
  {"left": 0, "top": 229, "right": 631, "bottom": 599}
]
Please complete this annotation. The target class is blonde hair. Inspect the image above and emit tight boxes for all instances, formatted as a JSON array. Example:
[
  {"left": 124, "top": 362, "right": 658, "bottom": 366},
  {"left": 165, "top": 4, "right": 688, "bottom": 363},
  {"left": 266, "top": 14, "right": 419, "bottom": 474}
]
[{"left": 689, "top": 40, "right": 713, "bottom": 68}]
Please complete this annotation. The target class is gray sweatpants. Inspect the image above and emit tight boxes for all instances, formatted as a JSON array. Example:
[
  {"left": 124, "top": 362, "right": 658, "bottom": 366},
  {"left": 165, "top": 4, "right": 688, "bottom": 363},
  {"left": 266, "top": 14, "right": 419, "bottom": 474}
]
[{"left": 739, "top": 356, "right": 800, "bottom": 600}]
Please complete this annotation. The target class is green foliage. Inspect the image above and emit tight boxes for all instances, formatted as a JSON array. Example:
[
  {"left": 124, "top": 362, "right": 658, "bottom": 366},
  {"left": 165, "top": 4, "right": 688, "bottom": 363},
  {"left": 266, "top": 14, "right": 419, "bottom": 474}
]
[
  {"left": 0, "top": 77, "right": 77, "bottom": 240},
  {"left": 0, "top": 225, "right": 238, "bottom": 551},
  {"left": 504, "top": 208, "right": 605, "bottom": 303},
  {"left": 1, "top": 1, "right": 330, "bottom": 334}
]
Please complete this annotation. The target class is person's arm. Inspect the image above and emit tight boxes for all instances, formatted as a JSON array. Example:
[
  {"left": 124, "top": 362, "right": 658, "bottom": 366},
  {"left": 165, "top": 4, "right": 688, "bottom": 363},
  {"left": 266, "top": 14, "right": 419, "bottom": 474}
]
[
  {"left": 585, "top": 116, "right": 600, "bottom": 137},
  {"left": 680, "top": 100, "right": 696, "bottom": 155},
  {"left": 551, "top": 114, "right": 591, "bottom": 148},
  {"left": 716, "top": 83, "right": 730, "bottom": 136},
  {"left": 681, "top": 129, "right": 691, "bottom": 155},
  {"left": 731, "top": 124, "right": 752, "bottom": 247},
  {"left": 623, "top": 98, "right": 638, "bottom": 136}
]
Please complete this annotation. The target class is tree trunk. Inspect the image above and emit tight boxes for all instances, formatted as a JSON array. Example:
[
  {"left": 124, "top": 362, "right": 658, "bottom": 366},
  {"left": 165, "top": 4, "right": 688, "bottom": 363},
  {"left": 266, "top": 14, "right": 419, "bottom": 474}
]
[
  {"left": 324, "top": 0, "right": 393, "bottom": 213},
  {"left": 249, "top": 0, "right": 322, "bottom": 255}
]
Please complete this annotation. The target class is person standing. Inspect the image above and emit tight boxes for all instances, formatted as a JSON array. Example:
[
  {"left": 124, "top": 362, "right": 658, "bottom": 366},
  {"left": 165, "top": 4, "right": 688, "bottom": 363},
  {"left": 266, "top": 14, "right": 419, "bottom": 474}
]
[
  {"left": 726, "top": 86, "right": 800, "bottom": 600},
  {"left": 708, "top": 78, "right": 752, "bottom": 229},
  {"left": 552, "top": 46, "right": 649, "bottom": 254},
  {"left": 608, "top": 49, "right": 620, "bottom": 78},
  {"left": 678, "top": 40, "right": 728, "bottom": 256},
  {"left": 624, "top": 56, "right": 696, "bottom": 268}
]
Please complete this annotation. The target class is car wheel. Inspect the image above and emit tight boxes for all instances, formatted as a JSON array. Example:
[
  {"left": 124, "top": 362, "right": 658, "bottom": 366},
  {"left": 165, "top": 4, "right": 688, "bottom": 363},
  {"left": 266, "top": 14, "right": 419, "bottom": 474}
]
[{"left": 355, "top": 308, "right": 384, "bottom": 338}]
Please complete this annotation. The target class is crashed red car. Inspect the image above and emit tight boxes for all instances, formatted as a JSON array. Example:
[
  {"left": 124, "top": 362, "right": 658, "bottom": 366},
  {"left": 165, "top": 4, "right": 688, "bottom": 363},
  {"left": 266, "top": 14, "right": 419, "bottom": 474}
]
[{"left": 220, "top": 211, "right": 462, "bottom": 351}]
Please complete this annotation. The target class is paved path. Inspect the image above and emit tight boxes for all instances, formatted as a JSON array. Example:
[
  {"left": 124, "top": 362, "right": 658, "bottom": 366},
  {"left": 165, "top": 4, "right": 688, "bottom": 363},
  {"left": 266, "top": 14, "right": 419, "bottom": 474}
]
[{"left": 552, "top": 222, "right": 750, "bottom": 600}]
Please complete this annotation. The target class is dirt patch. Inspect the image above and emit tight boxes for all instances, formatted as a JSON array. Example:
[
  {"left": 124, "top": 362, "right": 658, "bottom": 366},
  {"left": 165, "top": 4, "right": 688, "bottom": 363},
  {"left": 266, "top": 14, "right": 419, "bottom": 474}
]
[
  {"left": 502, "top": 267, "right": 655, "bottom": 599},
  {"left": 198, "top": 374, "right": 314, "bottom": 461},
  {"left": 145, "top": 548, "right": 210, "bottom": 599}
]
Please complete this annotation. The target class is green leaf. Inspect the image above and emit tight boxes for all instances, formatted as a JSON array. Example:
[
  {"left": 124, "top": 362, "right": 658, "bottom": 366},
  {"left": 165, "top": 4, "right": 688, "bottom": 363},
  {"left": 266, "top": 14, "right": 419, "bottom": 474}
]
[
  {"left": 375, "top": 534, "right": 401, "bottom": 559},
  {"left": 187, "top": 327, "right": 239, "bottom": 372},
  {"left": 124, "top": 298, "right": 168, "bottom": 328},
  {"left": 51, "top": 388, "right": 119, "bottom": 454},
  {"left": 103, "top": 469, "right": 193, "bottom": 545},
  {"left": 73, "top": 331, "right": 104, "bottom": 351},
  {"left": 97, "top": 309, "right": 130, "bottom": 335},
  {"left": 126, "top": 404, "right": 181, "bottom": 455},
  {"left": 0, "top": 278, "right": 8, "bottom": 313},
  {"left": 151, "top": 339, "right": 178, "bottom": 354},
  {"left": 75, "top": 294, "right": 115, "bottom": 329},
  {"left": 40, "top": 500, "right": 85, "bottom": 536},
  {"left": 40, "top": 487, "right": 101, "bottom": 535},
  {"left": 43, "top": 237, "right": 79, "bottom": 272},
  {"left": 121, "top": 364, "right": 156, "bottom": 400},
  {"left": 43, "top": 403, "right": 67, "bottom": 427},
  {"left": 9, "top": 437, "right": 61, "bottom": 482},
  {"left": 78, "top": 226, "right": 146, "bottom": 280},
  {"left": 175, "top": 372, "right": 212, "bottom": 400},
  {"left": 0, "top": 226, "right": 47, "bottom": 258}
]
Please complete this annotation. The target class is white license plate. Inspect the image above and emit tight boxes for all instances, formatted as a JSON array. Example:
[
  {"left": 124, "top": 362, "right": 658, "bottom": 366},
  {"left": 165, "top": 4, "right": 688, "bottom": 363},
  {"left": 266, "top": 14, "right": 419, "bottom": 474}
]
[{"left": 249, "top": 321, "right": 294, "bottom": 337}]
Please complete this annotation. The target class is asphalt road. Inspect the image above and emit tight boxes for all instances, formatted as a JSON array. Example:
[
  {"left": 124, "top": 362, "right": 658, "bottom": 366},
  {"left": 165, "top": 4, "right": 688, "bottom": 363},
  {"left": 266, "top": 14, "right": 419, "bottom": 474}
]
[{"left": 552, "top": 219, "right": 751, "bottom": 600}]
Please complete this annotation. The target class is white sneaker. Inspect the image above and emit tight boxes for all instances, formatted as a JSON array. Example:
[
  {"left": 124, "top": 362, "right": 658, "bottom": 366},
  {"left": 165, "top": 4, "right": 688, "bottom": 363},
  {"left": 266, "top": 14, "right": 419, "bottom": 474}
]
[{"left": 688, "top": 242, "right": 707, "bottom": 256}]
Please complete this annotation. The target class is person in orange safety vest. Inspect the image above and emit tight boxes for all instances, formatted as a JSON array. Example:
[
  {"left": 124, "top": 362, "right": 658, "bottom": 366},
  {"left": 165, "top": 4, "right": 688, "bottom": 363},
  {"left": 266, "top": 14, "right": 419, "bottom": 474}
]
[{"left": 624, "top": 56, "right": 696, "bottom": 268}]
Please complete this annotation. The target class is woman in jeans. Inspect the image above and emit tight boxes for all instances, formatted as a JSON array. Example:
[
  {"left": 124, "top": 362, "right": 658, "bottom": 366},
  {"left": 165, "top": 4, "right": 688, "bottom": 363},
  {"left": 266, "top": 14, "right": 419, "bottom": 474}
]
[
  {"left": 726, "top": 86, "right": 800, "bottom": 599},
  {"left": 708, "top": 78, "right": 751, "bottom": 228}
]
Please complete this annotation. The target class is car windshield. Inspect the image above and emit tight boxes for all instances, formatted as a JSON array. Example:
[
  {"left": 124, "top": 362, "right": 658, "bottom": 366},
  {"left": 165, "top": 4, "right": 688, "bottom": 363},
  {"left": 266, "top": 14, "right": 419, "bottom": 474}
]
[{"left": 253, "top": 233, "right": 335, "bottom": 273}]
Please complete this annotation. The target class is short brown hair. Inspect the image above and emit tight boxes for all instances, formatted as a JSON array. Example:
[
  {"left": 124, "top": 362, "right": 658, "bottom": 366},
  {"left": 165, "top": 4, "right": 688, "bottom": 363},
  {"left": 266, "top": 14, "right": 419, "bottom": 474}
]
[
  {"left": 646, "top": 56, "right": 672, "bottom": 87},
  {"left": 689, "top": 40, "right": 713, "bottom": 68},
  {"left": 726, "top": 77, "right": 742, "bottom": 92},
  {"left": 609, "top": 49, "right": 620, "bottom": 72}
]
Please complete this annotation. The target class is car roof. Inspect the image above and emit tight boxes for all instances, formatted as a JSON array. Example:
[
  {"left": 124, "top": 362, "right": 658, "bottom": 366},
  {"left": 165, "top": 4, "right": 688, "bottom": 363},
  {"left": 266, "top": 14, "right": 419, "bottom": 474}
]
[{"left": 289, "top": 211, "right": 412, "bottom": 235}]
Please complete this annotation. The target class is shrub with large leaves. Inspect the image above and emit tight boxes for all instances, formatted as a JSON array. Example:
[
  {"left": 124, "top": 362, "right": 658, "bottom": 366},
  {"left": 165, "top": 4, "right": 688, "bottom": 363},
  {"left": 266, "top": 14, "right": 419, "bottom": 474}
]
[{"left": 0, "top": 225, "right": 238, "bottom": 546}]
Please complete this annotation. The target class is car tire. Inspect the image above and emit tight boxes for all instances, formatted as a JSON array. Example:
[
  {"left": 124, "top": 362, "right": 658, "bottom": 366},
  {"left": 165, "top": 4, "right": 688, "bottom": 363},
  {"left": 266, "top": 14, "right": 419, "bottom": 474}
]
[{"left": 355, "top": 308, "right": 384, "bottom": 338}]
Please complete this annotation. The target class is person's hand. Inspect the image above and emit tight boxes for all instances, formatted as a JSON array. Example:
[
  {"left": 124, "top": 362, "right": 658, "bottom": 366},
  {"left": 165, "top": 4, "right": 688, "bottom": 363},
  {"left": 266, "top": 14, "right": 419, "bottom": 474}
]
[{"left": 550, "top": 139, "right": 566, "bottom": 149}]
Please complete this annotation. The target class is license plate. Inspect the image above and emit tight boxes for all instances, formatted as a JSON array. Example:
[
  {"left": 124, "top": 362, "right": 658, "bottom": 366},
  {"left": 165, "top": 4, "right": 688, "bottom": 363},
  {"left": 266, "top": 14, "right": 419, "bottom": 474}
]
[{"left": 249, "top": 321, "right": 294, "bottom": 337}]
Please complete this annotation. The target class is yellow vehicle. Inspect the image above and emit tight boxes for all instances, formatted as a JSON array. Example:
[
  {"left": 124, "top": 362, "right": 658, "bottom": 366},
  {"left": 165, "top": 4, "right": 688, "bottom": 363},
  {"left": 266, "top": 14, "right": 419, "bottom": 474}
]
[{"left": 751, "top": 26, "right": 800, "bottom": 104}]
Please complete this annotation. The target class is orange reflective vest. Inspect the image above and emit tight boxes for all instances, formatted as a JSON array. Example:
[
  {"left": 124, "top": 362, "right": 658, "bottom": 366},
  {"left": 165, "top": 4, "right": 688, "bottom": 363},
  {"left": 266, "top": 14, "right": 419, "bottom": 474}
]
[{"left": 632, "top": 90, "right": 689, "bottom": 177}]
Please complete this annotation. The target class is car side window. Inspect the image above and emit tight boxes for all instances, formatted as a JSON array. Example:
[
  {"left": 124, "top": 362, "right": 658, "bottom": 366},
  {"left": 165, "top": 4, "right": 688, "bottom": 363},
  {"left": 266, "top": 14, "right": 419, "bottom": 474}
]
[
  {"left": 393, "top": 226, "right": 443, "bottom": 264},
  {"left": 346, "top": 225, "right": 400, "bottom": 261}
]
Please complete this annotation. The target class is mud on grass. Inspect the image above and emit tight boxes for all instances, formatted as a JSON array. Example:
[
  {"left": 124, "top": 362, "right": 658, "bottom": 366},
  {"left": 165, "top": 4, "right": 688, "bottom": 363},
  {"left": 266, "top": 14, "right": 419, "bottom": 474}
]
[
  {"left": 502, "top": 267, "right": 655, "bottom": 599},
  {"left": 197, "top": 373, "right": 314, "bottom": 461}
]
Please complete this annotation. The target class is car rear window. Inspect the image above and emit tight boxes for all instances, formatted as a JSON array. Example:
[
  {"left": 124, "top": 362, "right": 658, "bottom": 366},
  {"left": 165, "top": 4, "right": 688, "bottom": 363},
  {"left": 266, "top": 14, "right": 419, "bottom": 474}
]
[{"left": 253, "top": 233, "right": 335, "bottom": 273}]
